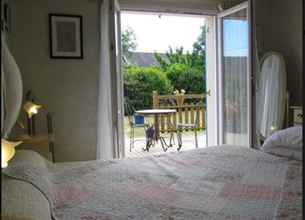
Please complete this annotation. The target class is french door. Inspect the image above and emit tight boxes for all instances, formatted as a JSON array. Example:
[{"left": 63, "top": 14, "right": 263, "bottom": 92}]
[{"left": 217, "top": 1, "right": 253, "bottom": 147}]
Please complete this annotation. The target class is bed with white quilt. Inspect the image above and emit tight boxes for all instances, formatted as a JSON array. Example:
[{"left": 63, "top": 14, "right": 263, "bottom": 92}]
[{"left": 2, "top": 127, "right": 302, "bottom": 220}]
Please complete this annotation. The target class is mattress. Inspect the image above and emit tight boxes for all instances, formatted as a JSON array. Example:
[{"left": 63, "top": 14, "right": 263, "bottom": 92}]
[{"left": 3, "top": 145, "right": 302, "bottom": 220}]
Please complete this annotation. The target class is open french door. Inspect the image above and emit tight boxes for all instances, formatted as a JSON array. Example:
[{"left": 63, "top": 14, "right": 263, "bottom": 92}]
[
  {"left": 109, "top": 0, "right": 125, "bottom": 158},
  {"left": 217, "top": 1, "right": 253, "bottom": 147}
]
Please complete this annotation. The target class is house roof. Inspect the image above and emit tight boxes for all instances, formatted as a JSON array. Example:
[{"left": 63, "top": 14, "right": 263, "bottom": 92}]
[{"left": 128, "top": 52, "right": 167, "bottom": 67}]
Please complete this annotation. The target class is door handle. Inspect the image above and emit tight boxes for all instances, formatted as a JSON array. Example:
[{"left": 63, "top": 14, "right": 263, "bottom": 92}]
[{"left": 206, "top": 90, "right": 211, "bottom": 96}]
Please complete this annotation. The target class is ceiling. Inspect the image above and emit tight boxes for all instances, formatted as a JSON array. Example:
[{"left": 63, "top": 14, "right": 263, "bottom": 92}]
[{"left": 119, "top": 0, "right": 224, "bottom": 15}]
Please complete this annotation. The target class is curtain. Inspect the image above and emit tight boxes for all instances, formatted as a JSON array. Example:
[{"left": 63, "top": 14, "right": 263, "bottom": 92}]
[
  {"left": 1, "top": 33, "right": 23, "bottom": 138},
  {"left": 96, "top": 0, "right": 115, "bottom": 160}
]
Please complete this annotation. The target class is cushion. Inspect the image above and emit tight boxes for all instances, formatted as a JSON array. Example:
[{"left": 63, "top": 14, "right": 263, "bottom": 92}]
[
  {"left": 1, "top": 174, "right": 52, "bottom": 220},
  {"left": 261, "top": 126, "right": 303, "bottom": 160},
  {"left": 262, "top": 126, "right": 302, "bottom": 149},
  {"left": 1, "top": 150, "right": 52, "bottom": 220}
]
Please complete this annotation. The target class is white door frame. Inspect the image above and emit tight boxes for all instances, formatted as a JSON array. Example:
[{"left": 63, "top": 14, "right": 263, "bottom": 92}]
[
  {"left": 205, "top": 15, "right": 219, "bottom": 147},
  {"left": 109, "top": 0, "right": 125, "bottom": 158},
  {"left": 217, "top": 1, "right": 253, "bottom": 147}
]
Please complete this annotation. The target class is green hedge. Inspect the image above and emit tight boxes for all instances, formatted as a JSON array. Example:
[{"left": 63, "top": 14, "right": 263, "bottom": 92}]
[
  {"left": 124, "top": 66, "right": 173, "bottom": 113},
  {"left": 166, "top": 63, "right": 205, "bottom": 93}
]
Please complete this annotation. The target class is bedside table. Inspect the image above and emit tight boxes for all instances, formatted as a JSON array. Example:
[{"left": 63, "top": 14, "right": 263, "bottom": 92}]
[{"left": 11, "top": 134, "right": 55, "bottom": 162}]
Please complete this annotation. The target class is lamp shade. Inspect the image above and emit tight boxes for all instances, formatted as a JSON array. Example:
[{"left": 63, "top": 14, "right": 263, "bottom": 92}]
[
  {"left": 23, "top": 101, "right": 42, "bottom": 118},
  {"left": 1, "top": 139, "right": 22, "bottom": 168}
]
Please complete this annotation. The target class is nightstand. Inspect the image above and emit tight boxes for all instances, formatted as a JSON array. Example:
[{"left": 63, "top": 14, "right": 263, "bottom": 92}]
[
  {"left": 290, "top": 106, "right": 303, "bottom": 126},
  {"left": 11, "top": 134, "right": 55, "bottom": 162}
]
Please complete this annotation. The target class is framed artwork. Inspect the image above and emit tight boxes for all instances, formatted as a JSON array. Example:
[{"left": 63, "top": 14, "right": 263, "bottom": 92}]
[
  {"left": 49, "top": 14, "right": 83, "bottom": 59},
  {"left": 1, "top": 2, "right": 10, "bottom": 32}
]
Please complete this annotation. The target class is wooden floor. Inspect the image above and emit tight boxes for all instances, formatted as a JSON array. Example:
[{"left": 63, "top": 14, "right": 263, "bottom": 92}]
[{"left": 125, "top": 131, "right": 206, "bottom": 158}]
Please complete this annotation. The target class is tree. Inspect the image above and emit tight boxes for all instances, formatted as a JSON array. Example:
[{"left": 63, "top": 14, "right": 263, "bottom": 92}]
[
  {"left": 121, "top": 27, "right": 137, "bottom": 65},
  {"left": 124, "top": 66, "right": 173, "bottom": 111},
  {"left": 191, "top": 25, "right": 207, "bottom": 68},
  {"left": 192, "top": 25, "right": 206, "bottom": 56},
  {"left": 154, "top": 25, "right": 207, "bottom": 93},
  {"left": 154, "top": 25, "right": 206, "bottom": 70}
]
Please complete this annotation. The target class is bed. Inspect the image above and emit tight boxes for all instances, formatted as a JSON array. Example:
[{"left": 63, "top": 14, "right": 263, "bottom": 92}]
[{"left": 2, "top": 142, "right": 302, "bottom": 220}]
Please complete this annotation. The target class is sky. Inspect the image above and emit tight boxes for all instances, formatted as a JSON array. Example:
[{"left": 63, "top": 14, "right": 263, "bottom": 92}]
[
  {"left": 121, "top": 12, "right": 205, "bottom": 54},
  {"left": 223, "top": 19, "right": 248, "bottom": 57}
]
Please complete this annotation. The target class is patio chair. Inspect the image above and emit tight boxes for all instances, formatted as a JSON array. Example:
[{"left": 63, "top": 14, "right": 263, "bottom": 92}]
[
  {"left": 176, "top": 104, "right": 201, "bottom": 151},
  {"left": 124, "top": 100, "right": 149, "bottom": 152}
]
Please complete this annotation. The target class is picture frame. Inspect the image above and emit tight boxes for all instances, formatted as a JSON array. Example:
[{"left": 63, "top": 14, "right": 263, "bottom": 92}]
[
  {"left": 49, "top": 14, "right": 83, "bottom": 59},
  {"left": 1, "top": 2, "right": 10, "bottom": 32}
]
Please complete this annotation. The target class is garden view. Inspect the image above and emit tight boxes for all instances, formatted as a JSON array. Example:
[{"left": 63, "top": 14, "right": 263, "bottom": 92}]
[
  {"left": 122, "top": 25, "right": 207, "bottom": 111},
  {"left": 121, "top": 13, "right": 207, "bottom": 156}
]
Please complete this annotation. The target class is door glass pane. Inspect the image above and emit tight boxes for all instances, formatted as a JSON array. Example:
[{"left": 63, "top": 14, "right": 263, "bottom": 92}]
[{"left": 222, "top": 8, "right": 248, "bottom": 145}]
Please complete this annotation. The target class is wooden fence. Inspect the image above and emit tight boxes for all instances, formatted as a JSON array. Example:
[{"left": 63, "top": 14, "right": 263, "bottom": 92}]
[{"left": 152, "top": 91, "right": 207, "bottom": 133}]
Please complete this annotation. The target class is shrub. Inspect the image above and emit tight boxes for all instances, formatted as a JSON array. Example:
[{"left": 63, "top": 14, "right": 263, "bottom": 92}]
[
  {"left": 124, "top": 66, "right": 173, "bottom": 113},
  {"left": 166, "top": 63, "right": 205, "bottom": 93}
]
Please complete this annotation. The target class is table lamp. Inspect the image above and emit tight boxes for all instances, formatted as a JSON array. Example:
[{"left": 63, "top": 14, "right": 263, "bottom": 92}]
[
  {"left": 23, "top": 101, "right": 43, "bottom": 135},
  {"left": 23, "top": 101, "right": 42, "bottom": 118},
  {"left": 1, "top": 138, "right": 22, "bottom": 168}
]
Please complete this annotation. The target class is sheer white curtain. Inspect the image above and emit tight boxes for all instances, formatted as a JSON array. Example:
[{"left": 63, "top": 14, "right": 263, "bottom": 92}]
[
  {"left": 97, "top": 0, "right": 115, "bottom": 160},
  {"left": 1, "top": 33, "right": 23, "bottom": 138}
]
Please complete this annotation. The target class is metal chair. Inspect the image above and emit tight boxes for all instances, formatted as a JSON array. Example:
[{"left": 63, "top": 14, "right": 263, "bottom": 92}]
[
  {"left": 176, "top": 104, "right": 201, "bottom": 151},
  {"left": 124, "top": 101, "right": 148, "bottom": 152}
]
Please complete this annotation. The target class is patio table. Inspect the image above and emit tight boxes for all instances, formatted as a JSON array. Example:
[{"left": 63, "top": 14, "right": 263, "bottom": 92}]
[{"left": 135, "top": 109, "right": 176, "bottom": 151}]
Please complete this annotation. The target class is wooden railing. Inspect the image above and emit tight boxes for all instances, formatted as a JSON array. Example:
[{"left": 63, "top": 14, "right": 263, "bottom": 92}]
[{"left": 152, "top": 91, "right": 207, "bottom": 133}]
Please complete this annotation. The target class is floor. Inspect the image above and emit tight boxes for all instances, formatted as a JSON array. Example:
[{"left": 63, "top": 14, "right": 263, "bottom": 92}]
[{"left": 125, "top": 130, "right": 207, "bottom": 158}]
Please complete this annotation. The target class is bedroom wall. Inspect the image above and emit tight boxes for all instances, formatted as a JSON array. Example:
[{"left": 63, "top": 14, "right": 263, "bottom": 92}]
[
  {"left": 8, "top": 0, "right": 100, "bottom": 162},
  {"left": 269, "top": 0, "right": 303, "bottom": 106},
  {"left": 255, "top": 0, "right": 303, "bottom": 106}
]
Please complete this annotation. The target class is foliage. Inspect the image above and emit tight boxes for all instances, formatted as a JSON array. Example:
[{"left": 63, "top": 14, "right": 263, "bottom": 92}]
[
  {"left": 123, "top": 25, "right": 207, "bottom": 112},
  {"left": 124, "top": 66, "right": 173, "bottom": 112},
  {"left": 153, "top": 25, "right": 207, "bottom": 93},
  {"left": 121, "top": 27, "right": 137, "bottom": 65},
  {"left": 154, "top": 47, "right": 200, "bottom": 70},
  {"left": 192, "top": 25, "right": 206, "bottom": 56},
  {"left": 166, "top": 63, "right": 205, "bottom": 93}
]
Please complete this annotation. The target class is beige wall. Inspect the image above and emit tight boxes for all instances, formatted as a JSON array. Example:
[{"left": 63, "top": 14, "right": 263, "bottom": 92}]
[
  {"left": 9, "top": 0, "right": 100, "bottom": 162},
  {"left": 255, "top": 0, "right": 303, "bottom": 106},
  {"left": 269, "top": 0, "right": 303, "bottom": 106}
]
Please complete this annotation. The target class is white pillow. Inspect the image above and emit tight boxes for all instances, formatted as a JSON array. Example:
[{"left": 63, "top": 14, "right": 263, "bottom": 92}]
[
  {"left": 261, "top": 126, "right": 303, "bottom": 160},
  {"left": 262, "top": 126, "right": 302, "bottom": 149}
]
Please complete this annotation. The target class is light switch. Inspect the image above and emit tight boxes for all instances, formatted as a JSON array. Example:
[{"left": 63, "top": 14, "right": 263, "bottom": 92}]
[{"left": 293, "top": 108, "right": 303, "bottom": 125}]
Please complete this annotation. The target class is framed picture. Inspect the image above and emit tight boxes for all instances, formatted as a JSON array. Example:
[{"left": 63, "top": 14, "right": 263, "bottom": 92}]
[
  {"left": 49, "top": 14, "right": 83, "bottom": 59},
  {"left": 1, "top": 2, "right": 10, "bottom": 32}
]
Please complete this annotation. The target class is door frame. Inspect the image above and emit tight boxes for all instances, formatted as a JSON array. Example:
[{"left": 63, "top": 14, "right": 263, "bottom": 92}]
[
  {"left": 109, "top": 0, "right": 125, "bottom": 158},
  {"left": 116, "top": 1, "right": 255, "bottom": 153},
  {"left": 217, "top": 1, "right": 253, "bottom": 147}
]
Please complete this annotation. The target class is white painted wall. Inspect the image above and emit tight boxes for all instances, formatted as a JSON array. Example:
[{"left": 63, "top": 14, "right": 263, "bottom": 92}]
[{"left": 8, "top": 0, "right": 100, "bottom": 162}]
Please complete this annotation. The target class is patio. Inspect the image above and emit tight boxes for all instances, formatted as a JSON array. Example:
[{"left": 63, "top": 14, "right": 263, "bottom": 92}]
[{"left": 125, "top": 130, "right": 206, "bottom": 158}]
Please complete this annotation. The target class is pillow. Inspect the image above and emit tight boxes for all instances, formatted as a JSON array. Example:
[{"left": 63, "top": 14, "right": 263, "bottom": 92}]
[
  {"left": 262, "top": 126, "right": 302, "bottom": 149},
  {"left": 2, "top": 150, "right": 55, "bottom": 220},
  {"left": 1, "top": 174, "right": 52, "bottom": 220},
  {"left": 261, "top": 126, "right": 303, "bottom": 160}
]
